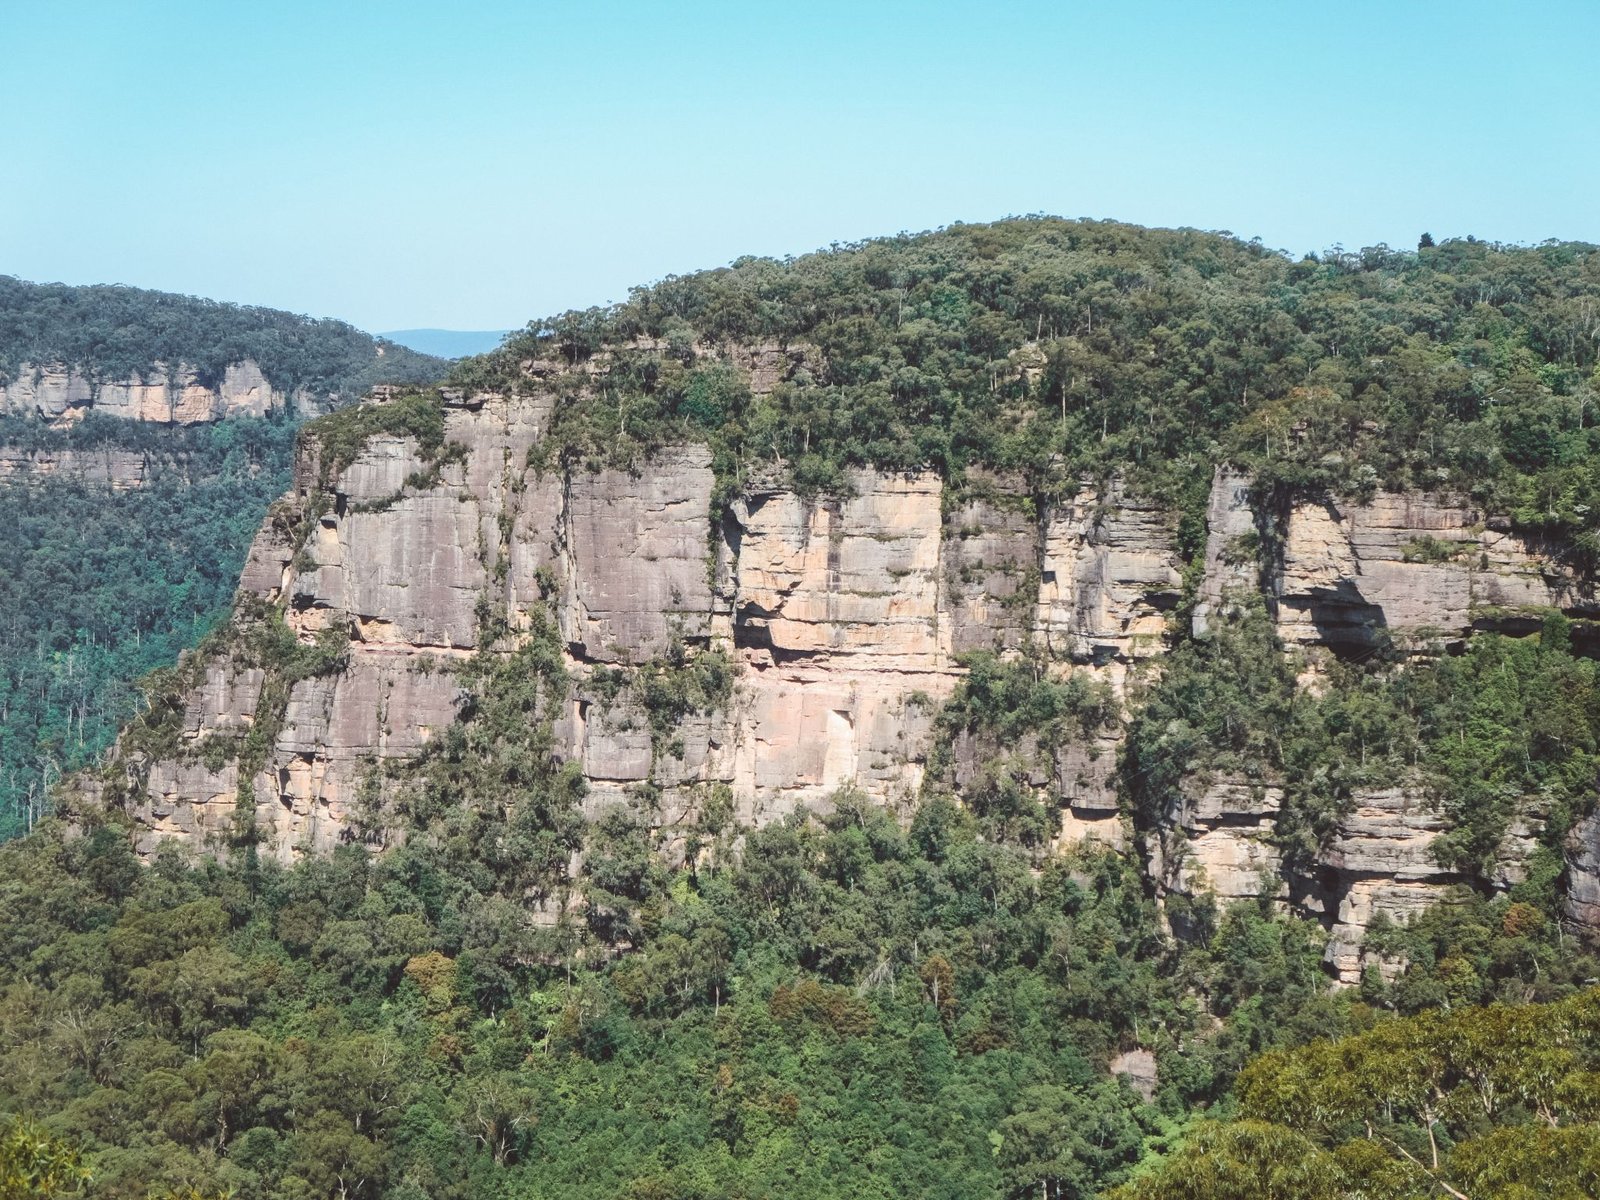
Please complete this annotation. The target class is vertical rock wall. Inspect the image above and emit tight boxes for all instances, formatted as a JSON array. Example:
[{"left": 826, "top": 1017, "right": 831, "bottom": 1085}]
[
  {"left": 1271, "top": 490, "right": 1595, "bottom": 652},
  {"left": 2, "top": 360, "right": 301, "bottom": 424},
  {"left": 726, "top": 470, "right": 952, "bottom": 823},
  {"left": 111, "top": 390, "right": 1178, "bottom": 864},
  {"left": 96, "top": 397, "right": 1600, "bottom": 980}
]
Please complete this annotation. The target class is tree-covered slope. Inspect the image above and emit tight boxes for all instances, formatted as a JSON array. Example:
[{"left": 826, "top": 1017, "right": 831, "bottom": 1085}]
[
  {"left": 0, "top": 276, "right": 442, "bottom": 397},
  {"left": 0, "top": 785, "right": 1591, "bottom": 1198},
  {"left": 1114, "top": 987, "right": 1600, "bottom": 1200},
  {"left": 379, "top": 329, "right": 511, "bottom": 359}
]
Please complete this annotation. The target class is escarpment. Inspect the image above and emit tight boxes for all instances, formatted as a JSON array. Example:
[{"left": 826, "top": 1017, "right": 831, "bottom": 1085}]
[
  {"left": 85, "top": 366, "right": 1181, "bottom": 857},
  {"left": 82, "top": 365, "right": 1600, "bottom": 983},
  {"left": 1, "top": 359, "right": 305, "bottom": 425},
  {"left": 0, "top": 359, "right": 333, "bottom": 489},
  {"left": 0, "top": 443, "right": 154, "bottom": 488}
]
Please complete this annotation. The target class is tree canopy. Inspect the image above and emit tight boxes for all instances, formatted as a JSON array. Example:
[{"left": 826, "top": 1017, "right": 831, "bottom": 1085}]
[
  {"left": 464, "top": 218, "right": 1600, "bottom": 550},
  {"left": 0, "top": 275, "right": 442, "bottom": 398}
]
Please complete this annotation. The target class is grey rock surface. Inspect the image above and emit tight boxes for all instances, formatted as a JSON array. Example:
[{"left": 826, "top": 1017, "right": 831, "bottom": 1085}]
[{"left": 100, "top": 368, "right": 1600, "bottom": 969}]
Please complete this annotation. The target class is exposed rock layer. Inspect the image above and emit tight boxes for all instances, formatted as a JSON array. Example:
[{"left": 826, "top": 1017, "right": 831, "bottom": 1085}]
[
  {"left": 2, "top": 359, "right": 305, "bottom": 424},
  {"left": 1270, "top": 489, "right": 1595, "bottom": 651},
  {"left": 0, "top": 445, "right": 152, "bottom": 489},
  {"left": 98, "top": 387, "right": 1600, "bottom": 980}
]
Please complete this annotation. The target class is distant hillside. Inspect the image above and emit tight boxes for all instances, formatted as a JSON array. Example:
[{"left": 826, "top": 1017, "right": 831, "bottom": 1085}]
[
  {"left": 0, "top": 277, "right": 451, "bottom": 837},
  {"left": 380, "top": 327, "right": 511, "bottom": 357},
  {"left": 0, "top": 275, "right": 446, "bottom": 406}
]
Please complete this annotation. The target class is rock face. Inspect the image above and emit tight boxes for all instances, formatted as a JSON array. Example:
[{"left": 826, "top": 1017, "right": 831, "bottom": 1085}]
[
  {"left": 1157, "top": 770, "right": 1556, "bottom": 983},
  {"left": 293, "top": 435, "right": 489, "bottom": 650},
  {"left": 1271, "top": 488, "right": 1595, "bottom": 652},
  {"left": 1109, "top": 1047, "right": 1158, "bottom": 1102},
  {"left": 1170, "top": 468, "right": 1600, "bottom": 978},
  {"left": 1168, "top": 777, "right": 1286, "bottom": 906},
  {"left": 939, "top": 474, "right": 1037, "bottom": 655},
  {"left": 561, "top": 448, "right": 720, "bottom": 662},
  {"left": 1, "top": 360, "right": 300, "bottom": 425},
  {"left": 1565, "top": 812, "right": 1600, "bottom": 930},
  {"left": 1035, "top": 480, "right": 1183, "bottom": 672},
  {"left": 1191, "top": 469, "right": 1258, "bottom": 638},
  {"left": 107, "top": 381, "right": 1163, "bottom": 865},
  {"left": 0, "top": 444, "right": 151, "bottom": 488},
  {"left": 1313, "top": 786, "right": 1465, "bottom": 983},
  {"left": 266, "top": 658, "right": 462, "bottom": 855},
  {"left": 727, "top": 469, "right": 953, "bottom": 822},
  {"left": 94, "top": 396, "right": 1600, "bottom": 977},
  {"left": 1193, "top": 471, "right": 1592, "bottom": 651}
]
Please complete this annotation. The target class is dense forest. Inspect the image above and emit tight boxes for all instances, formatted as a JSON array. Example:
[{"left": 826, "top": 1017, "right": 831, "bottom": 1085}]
[
  {"left": 0, "top": 711, "right": 1592, "bottom": 1198},
  {"left": 0, "top": 416, "right": 299, "bottom": 839},
  {"left": 7, "top": 219, "right": 1600, "bottom": 1197},
  {"left": 0, "top": 276, "right": 441, "bottom": 399}
]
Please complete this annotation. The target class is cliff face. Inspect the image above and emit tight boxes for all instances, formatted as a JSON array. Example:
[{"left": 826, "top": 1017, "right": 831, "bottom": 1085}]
[
  {"left": 1195, "top": 472, "right": 1597, "bottom": 651},
  {"left": 90, "top": 381, "right": 1600, "bottom": 982},
  {"left": 1178, "top": 470, "right": 1595, "bottom": 977},
  {"left": 1, "top": 359, "right": 306, "bottom": 425},
  {"left": 1268, "top": 490, "right": 1597, "bottom": 651},
  {"left": 101, "top": 384, "right": 1166, "bottom": 856},
  {"left": 0, "top": 359, "right": 303, "bottom": 488},
  {"left": 0, "top": 444, "right": 153, "bottom": 489}
]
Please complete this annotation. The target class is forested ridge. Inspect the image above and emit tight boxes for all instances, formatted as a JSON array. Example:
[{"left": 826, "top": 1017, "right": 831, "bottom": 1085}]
[
  {"left": 0, "top": 276, "right": 442, "bottom": 396},
  {"left": 470, "top": 217, "right": 1600, "bottom": 551},
  {"left": 7, "top": 219, "right": 1600, "bottom": 1197}
]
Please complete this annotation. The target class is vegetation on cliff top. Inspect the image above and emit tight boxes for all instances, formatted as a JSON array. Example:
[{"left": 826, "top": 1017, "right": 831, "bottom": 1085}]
[
  {"left": 464, "top": 217, "right": 1600, "bottom": 545},
  {"left": 298, "top": 389, "right": 454, "bottom": 477},
  {"left": 0, "top": 275, "right": 444, "bottom": 398}
]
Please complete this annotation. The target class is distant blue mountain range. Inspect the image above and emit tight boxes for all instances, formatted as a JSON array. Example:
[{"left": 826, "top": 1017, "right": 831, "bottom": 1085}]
[{"left": 379, "top": 328, "right": 513, "bottom": 358}]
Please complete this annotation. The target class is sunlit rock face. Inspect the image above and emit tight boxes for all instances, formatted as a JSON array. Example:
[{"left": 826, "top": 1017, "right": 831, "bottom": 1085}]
[
  {"left": 1270, "top": 489, "right": 1594, "bottom": 653},
  {"left": 0, "top": 360, "right": 302, "bottom": 486},
  {"left": 108, "top": 372, "right": 1170, "bottom": 866},
  {"left": 1565, "top": 812, "right": 1600, "bottom": 931},
  {"left": 2, "top": 359, "right": 300, "bottom": 424},
  {"left": 93, "top": 382, "right": 1600, "bottom": 973},
  {"left": 1034, "top": 479, "right": 1184, "bottom": 671}
]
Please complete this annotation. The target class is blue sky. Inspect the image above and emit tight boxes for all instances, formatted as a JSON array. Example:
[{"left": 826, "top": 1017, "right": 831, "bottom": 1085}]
[{"left": 2, "top": 0, "right": 1595, "bottom": 331}]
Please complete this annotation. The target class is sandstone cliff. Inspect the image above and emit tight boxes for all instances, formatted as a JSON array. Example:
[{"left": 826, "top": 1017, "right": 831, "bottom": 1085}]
[
  {"left": 1, "top": 359, "right": 307, "bottom": 425},
  {"left": 0, "top": 444, "right": 153, "bottom": 489},
  {"left": 84, "top": 372, "right": 1600, "bottom": 984},
  {"left": 95, "top": 377, "right": 1175, "bottom": 859}
]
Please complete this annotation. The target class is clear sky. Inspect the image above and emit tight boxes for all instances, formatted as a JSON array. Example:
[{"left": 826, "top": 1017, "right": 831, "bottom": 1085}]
[{"left": 2, "top": 0, "right": 1595, "bottom": 332}]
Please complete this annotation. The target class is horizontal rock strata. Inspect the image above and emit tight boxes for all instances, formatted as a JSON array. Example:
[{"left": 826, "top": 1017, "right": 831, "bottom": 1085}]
[
  {"left": 2, "top": 359, "right": 303, "bottom": 424},
  {"left": 94, "top": 400, "right": 1600, "bottom": 976},
  {"left": 0, "top": 445, "right": 151, "bottom": 488}
]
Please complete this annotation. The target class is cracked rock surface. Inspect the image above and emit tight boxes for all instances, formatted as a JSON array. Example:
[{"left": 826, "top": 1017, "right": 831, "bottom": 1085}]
[{"left": 102, "top": 400, "right": 1600, "bottom": 977}]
